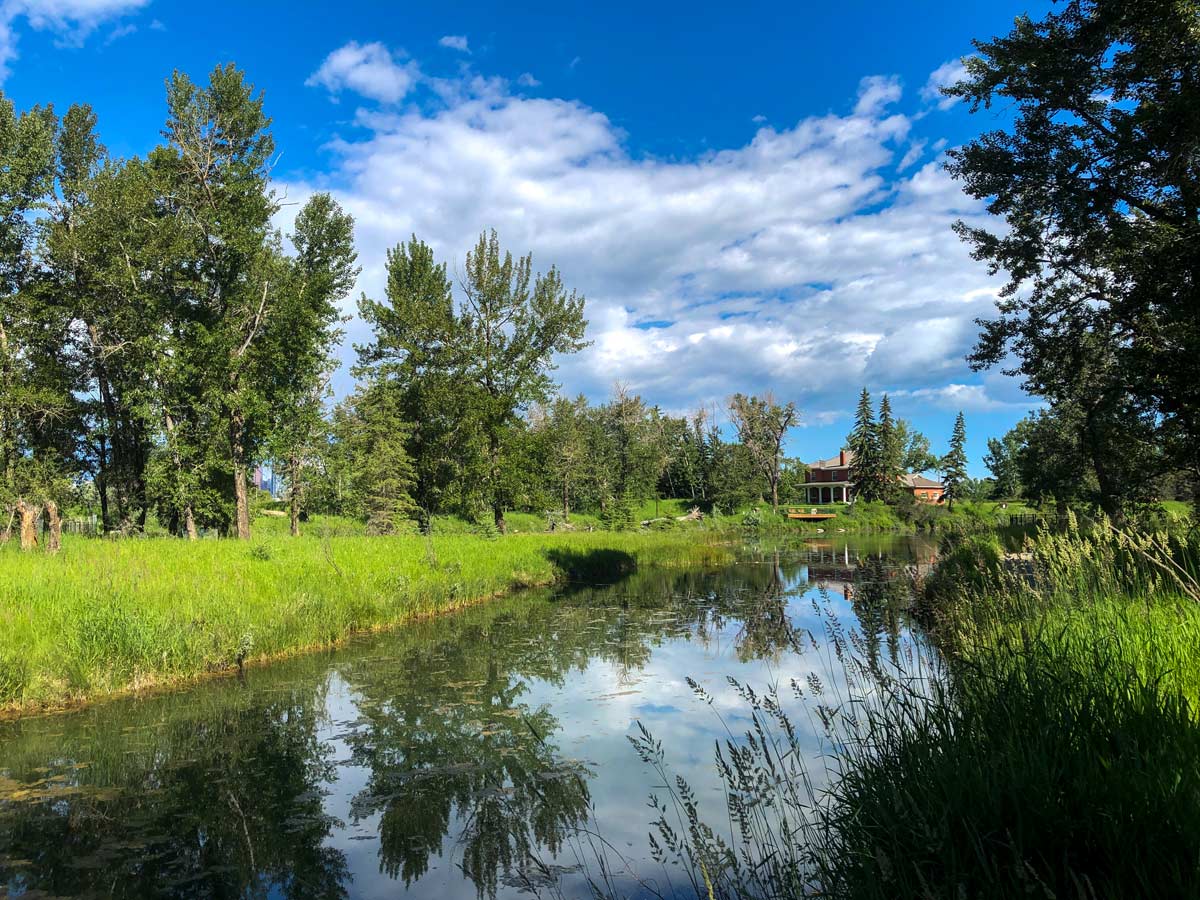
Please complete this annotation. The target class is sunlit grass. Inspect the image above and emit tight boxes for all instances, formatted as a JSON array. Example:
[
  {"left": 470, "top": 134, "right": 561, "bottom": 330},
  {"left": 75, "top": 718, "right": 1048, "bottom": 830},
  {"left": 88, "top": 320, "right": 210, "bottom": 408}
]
[{"left": 0, "top": 527, "right": 731, "bottom": 713}]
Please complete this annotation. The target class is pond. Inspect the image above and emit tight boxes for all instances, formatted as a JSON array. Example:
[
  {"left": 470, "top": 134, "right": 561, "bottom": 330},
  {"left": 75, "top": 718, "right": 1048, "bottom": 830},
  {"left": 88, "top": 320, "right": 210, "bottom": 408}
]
[{"left": 0, "top": 534, "right": 936, "bottom": 899}]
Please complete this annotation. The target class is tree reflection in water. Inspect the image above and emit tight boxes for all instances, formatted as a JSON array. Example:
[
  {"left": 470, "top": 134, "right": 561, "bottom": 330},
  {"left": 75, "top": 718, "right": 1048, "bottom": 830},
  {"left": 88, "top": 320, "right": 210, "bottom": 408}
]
[{"left": 0, "top": 538, "right": 930, "bottom": 899}]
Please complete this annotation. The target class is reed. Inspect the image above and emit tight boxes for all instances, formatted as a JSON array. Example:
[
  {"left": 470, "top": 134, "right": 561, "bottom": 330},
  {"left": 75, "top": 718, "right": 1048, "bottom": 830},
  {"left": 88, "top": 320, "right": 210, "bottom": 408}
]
[{"left": 604, "top": 517, "right": 1200, "bottom": 898}]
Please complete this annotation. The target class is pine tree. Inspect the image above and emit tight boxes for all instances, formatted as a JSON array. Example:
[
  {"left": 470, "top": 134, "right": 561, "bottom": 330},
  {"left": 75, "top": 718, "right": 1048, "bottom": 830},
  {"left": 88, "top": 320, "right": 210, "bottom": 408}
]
[
  {"left": 877, "top": 394, "right": 902, "bottom": 499},
  {"left": 848, "top": 388, "right": 886, "bottom": 502},
  {"left": 942, "top": 411, "right": 968, "bottom": 510},
  {"left": 339, "top": 384, "right": 417, "bottom": 535}
]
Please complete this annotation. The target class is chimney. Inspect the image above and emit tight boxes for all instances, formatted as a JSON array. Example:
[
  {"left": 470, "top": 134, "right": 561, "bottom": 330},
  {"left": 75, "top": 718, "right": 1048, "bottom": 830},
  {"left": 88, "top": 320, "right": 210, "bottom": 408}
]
[{"left": 840, "top": 449, "right": 847, "bottom": 467}]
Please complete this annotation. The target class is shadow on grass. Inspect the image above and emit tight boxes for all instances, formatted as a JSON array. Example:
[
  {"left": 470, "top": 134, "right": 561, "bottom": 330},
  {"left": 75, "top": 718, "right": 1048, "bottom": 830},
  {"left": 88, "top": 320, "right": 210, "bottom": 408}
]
[{"left": 544, "top": 548, "right": 638, "bottom": 585}]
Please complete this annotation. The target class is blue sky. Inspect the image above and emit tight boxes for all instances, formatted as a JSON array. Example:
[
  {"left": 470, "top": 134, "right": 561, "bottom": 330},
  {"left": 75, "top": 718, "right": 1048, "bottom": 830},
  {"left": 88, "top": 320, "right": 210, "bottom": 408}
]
[{"left": 0, "top": 0, "right": 1055, "bottom": 475}]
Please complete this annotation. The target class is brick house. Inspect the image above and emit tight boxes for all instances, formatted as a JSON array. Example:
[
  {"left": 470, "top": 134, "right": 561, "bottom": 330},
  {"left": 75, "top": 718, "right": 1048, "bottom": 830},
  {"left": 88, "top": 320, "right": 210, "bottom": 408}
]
[{"left": 800, "top": 449, "right": 944, "bottom": 504}]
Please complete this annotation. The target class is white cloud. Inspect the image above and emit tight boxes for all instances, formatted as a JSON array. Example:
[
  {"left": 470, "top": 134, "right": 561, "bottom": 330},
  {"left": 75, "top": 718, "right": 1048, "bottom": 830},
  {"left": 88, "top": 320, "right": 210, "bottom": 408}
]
[
  {"left": 291, "top": 54, "right": 1022, "bottom": 419},
  {"left": 438, "top": 34, "right": 469, "bottom": 53},
  {"left": 897, "top": 138, "right": 925, "bottom": 171},
  {"left": 922, "top": 59, "right": 968, "bottom": 111},
  {"left": 893, "top": 383, "right": 1024, "bottom": 412},
  {"left": 854, "top": 74, "right": 902, "bottom": 117},
  {"left": 306, "top": 41, "right": 419, "bottom": 105},
  {"left": 516, "top": 71, "right": 540, "bottom": 87},
  {"left": 103, "top": 21, "right": 135, "bottom": 44},
  {"left": 0, "top": 0, "right": 147, "bottom": 82}
]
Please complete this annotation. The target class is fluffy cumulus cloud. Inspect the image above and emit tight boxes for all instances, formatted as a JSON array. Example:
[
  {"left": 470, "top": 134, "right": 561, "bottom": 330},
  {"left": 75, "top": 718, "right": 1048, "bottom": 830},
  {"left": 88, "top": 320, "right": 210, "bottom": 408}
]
[
  {"left": 922, "top": 58, "right": 969, "bottom": 111},
  {"left": 306, "top": 41, "right": 419, "bottom": 105},
  {"left": 0, "top": 0, "right": 147, "bottom": 81},
  {"left": 296, "top": 47, "right": 1024, "bottom": 420}
]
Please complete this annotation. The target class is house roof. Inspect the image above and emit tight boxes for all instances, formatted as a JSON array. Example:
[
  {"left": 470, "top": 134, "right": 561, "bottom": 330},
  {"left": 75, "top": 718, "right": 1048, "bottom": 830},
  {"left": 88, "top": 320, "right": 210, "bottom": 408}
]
[
  {"left": 805, "top": 450, "right": 943, "bottom": 488},
  {"left": 808, "top": 449, "right": 854, "bottom": 469},
  {"left": 901, "top": 473, "right": 944, "bottom": 489}
]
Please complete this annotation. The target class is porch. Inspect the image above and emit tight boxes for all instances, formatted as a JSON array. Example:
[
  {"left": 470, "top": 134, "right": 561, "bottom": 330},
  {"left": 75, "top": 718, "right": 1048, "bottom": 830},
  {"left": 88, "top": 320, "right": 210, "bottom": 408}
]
[{"left": 801, "top": 482, "right": 851, "bottom": 504}]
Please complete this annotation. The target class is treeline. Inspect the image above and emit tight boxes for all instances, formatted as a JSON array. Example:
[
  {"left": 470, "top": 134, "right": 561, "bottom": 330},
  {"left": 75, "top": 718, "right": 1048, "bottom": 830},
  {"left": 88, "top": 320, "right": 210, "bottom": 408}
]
[
  {"left": 1, "top": 66, "right": 358, "bottom": 545},
  {"left": 308, "top": 381, "right": 809, "bottom": 534},
  {"left": 0, "top": 66, "right": 808, "bottom": 545}
]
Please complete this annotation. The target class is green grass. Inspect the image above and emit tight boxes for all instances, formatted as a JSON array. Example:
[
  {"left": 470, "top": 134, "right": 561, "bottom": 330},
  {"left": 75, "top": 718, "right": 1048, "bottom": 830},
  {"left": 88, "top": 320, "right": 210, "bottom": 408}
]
[
  {"left": 0, "top": 526, "right": 731, "bottom": 714},
  {"left": 812, "top": 600, "right": 1200, "bottom": 898},
  {"left": 814, "top": 519, "right": 1200, "bottom": 897},
  {"left": 617, "top": 516, "right": 1200, "bottom": 899}
]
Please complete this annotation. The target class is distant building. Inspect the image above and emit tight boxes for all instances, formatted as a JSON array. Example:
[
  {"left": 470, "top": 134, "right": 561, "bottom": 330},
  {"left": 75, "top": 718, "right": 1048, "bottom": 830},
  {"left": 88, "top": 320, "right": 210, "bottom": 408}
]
[
  {"left": 898, "top": 472, "right": 945, "bottom": 503},
  {"left": 802, "top": 450, "right": 853, "bottom": 504},
  {"left": 799, "top": 449, "right": 944, "bottom": 504}
]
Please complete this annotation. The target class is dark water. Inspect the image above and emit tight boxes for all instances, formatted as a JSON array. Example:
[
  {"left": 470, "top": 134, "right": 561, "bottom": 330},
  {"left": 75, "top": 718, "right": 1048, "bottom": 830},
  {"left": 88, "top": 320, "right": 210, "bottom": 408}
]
[{"left": 0, "top": 535, "right": 934, "bottom": 899}]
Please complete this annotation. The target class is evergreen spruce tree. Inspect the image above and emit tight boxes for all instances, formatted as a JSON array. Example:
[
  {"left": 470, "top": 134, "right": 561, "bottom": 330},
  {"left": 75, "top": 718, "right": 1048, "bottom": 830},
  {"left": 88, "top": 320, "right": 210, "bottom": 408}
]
[
  {"left": 341, "top": 384, "right": 417, "bottom": 535},
  {"left": 877, "top": 394, "right": 903, "bottom": 500},
  {"left": 848, "top": 388, "right": 886, "bottom": 502},
  {"left": 942, "top": 411, "right": 969, "bottom": 510}
]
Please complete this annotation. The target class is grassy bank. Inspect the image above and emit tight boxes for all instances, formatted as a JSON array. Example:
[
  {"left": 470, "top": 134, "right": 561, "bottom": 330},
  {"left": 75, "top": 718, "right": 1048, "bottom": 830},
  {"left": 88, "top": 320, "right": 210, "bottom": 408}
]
[
  {"left": 821, "top": 521, "right": 1200, "bottom": 897},
  {"left": 624, "top": 517, "right": 1200, "bottom": 898},
  {"left": 0, "top": 527, "right": 731, "bottom": 715}
]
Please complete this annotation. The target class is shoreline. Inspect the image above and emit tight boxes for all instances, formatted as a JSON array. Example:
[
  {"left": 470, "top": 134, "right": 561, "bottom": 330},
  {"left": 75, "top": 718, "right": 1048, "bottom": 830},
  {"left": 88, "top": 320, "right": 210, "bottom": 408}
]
[{"left": 0, "top": 529, "right": 734, "bottom": 720}]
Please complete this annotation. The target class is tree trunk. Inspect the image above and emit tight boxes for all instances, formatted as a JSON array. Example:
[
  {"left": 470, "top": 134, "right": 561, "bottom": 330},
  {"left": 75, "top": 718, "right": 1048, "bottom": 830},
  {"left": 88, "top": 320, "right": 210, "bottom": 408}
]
[
  {"left": 17, "top": 500, "right": 38, "bottom": 551},
  {"left": 45, "top": 500, "right": 62, "bottom": 554},
  {"left": 771, "top": 479, "right": 779, "bottom": 514},
  {"left": 1083, "top": 404, "right": 1122, "bottom": 523},
  {"left": 229, "top": 410, "right": 252, "bottom": 541},
  {"left": 96, "top": 433, "right": 112, "bottom": 533},
  {"left": 0, "top": 505, "right": 14, "bottom": 543},
  {"left": 233, "top": 464, "right": 251, "bottom": 540},
  {"left": 289, "top": 455, "right": 301, "bottom": 537},
  {"left": 163, "top": 409, "right": 198, "bottom": 541},
  {"left": 488, "top": 429, "right": 506, "bottom": 534}
]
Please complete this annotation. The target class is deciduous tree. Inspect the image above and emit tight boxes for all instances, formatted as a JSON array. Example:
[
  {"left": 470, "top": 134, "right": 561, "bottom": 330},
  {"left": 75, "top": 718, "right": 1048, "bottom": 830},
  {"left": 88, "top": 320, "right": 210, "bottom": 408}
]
[{"left": 728, "top": 393, "right": 799, "bottom": 513}]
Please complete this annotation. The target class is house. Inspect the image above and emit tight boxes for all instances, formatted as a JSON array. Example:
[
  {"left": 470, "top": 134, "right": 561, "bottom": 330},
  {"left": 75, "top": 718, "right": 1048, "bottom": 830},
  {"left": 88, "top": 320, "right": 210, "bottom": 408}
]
[
  {"left": 899, "top": 472, "right": 945, "bottom": 503},
  {"left": 802, "top": 449, "right": 853, "bottom": 504},
  {"left": 799, "top": 449, "right": 944, "bottom": 504}
]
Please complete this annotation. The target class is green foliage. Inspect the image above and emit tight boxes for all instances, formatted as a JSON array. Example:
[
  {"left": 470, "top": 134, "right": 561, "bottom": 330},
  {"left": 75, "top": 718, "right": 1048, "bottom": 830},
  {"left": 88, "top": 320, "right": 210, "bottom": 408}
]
[
  {"left": 895, "top": 418, "right": 937, "bottom": 474},
  {"left": 983, "top": 431, "right": 1021, "bottom": 499},
  {"left": 728, "top": 393, "right": 799, "bottom": 512},
  {"left": 947, "top": 0, "right": 1200, "bottom": 515},
  {"left": 601, "top": 494, "right": 637, "bottom": 532},
  {"left": 845, "top": 388, "right": 927, "bottom": 502},
  {"left": 332, "top": 383, "right": 418, "bottom": 535},
  {"left": 356, "top": 231, "right": 588, "bottom": 532},
  {"left": 847, "top": 388, "right": 885, "bottom": 502},
  {"left": 940, "top": 411, "right": 968, "bottom": 509}
]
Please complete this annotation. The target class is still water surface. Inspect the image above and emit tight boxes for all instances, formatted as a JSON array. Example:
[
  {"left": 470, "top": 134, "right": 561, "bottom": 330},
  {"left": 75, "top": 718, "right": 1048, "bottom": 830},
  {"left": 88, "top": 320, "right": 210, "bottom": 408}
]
[{"left": 0, "top": 535, "right": 935, "bottom": 898}]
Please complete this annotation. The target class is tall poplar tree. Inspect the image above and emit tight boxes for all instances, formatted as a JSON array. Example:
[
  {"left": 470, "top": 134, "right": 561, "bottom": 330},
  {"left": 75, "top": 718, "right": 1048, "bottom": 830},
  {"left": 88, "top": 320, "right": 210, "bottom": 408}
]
[
  {"left": 268, "top": 193, "right": 358, "bottom": 536},
  {"left": 0, "top": 92, "right": 59, "bottom": 547},
  {"left": 158, "top": 64, "right": 278, "bottom": 539},
  {"left": 460, "top": 231, "right": 589, "bottom": 531}
]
